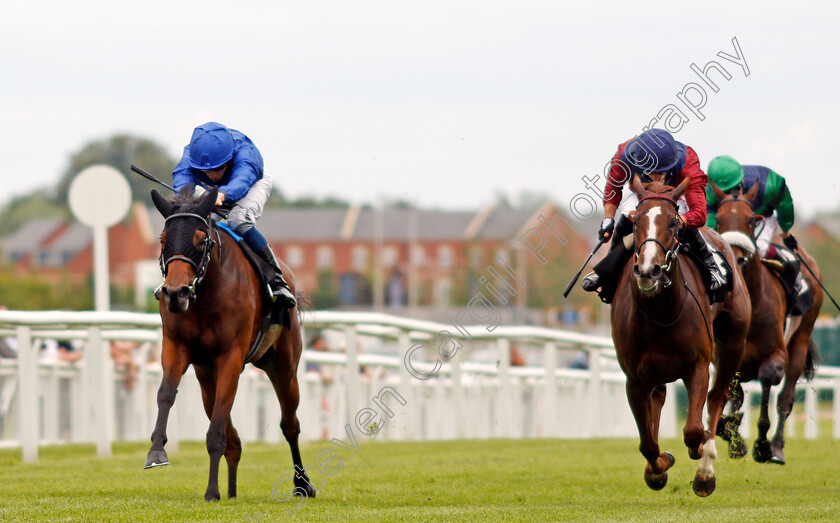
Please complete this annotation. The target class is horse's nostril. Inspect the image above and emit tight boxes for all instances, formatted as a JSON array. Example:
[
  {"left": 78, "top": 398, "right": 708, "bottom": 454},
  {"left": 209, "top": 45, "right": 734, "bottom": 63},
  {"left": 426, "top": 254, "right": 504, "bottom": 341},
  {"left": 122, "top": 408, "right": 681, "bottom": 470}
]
[
  {"left": 633, "top": 265, "right": 641, "bottom": 278},
  {"left": 177, "top": 287, "right": 191, "bottom": 300},
  {"left": 650, "top": 265, "right": 662, "bottom": 279}
]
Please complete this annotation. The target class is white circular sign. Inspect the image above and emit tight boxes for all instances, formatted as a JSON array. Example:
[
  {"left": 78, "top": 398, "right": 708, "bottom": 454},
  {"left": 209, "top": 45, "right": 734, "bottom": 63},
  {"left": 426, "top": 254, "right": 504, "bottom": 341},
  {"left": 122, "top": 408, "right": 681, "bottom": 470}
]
[{"left": 68, "top": 165, "right": 132, "bottom": 227}]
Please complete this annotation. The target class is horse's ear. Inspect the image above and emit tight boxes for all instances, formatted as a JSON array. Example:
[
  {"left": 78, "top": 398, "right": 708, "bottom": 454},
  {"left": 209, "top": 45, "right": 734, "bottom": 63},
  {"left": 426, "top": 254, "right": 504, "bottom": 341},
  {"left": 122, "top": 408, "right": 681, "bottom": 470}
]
[
  {"left": 151, "top": 189, "right": 173, "bottom": 218},
  {"left": 669, "top": 177, "right": 691, "bottom": 200},
  {"left": 742, "top": 180, "right": 759, "bottom": 203},
  {"left": 197, "top": 187, "right": 219, "bottom": 218},
  {"left": 709, "top": 181, "right": 727, "bottom": 203},
  {"left": 631, "top": 175, "right": 646, "bottom": 197}
]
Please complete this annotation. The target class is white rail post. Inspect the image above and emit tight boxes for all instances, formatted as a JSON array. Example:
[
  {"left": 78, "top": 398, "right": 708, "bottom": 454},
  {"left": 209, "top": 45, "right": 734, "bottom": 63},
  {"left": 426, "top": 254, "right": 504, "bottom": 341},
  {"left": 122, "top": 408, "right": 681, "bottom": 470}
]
[
  {"left": 804, "top": 385, "right": 818, "bottom": 439},
  {"left": 497, "top": 338, "right": 511, "bottom": 438},
  {"left": 344, "top": 326, "right": 361, "bottom": 416},
  {"left": 587, "top": 346, "right": 602, "bottom": 437},
  {"left": 397, "top": 331, "right": 416, "bottom": 440},
  {"left": 88, "top": 326, "right": 112, "bottom": 457},
  {"left": 543, "top": 342, "right": 557, "bottom": 437},
  {"left": 452, "top": 355, "right": 464, "bottom": 439},
  {"left": 741, "top": 389, "right": 752, "bottom": 439},
  {"left": 834, "top": 377, "right": 840, "bottom": 439},
  {"left": 44, "top": 362, "right": 60, "bottom": 443},
  {"left": 16, "top": 326, "right": 38, "bottom": 463}
]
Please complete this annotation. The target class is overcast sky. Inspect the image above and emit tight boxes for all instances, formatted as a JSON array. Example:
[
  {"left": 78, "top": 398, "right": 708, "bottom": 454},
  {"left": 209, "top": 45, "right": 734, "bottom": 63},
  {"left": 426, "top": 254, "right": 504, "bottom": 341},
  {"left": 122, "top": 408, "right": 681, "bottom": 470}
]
[{"left": 2, "top": 1, "right": 838, "bottom": 219}]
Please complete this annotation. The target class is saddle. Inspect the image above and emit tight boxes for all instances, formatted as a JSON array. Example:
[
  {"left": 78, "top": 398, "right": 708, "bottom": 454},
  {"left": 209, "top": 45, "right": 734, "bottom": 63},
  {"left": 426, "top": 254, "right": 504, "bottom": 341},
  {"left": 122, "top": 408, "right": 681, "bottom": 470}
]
[{"left": 216, "top": 222, "right": 291, "bottom": 363}]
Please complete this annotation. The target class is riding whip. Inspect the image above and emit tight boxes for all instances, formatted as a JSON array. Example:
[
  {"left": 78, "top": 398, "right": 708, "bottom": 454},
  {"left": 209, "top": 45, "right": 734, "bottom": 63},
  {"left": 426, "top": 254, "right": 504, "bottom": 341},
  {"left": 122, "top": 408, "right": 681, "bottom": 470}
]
[
  {"left": 795, "top": 251, "right": 840, "bottom": 312},
  {"left": 130, "top": 164, "right": 177, "bottom": 193},
  {"left": 563, "top": 238, "right": 607, "bottom": 298}
]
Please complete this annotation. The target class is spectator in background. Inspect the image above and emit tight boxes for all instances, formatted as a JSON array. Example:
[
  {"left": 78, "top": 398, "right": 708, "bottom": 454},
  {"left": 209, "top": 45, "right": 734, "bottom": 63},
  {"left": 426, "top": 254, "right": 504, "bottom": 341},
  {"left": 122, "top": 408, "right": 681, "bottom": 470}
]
[
  {"left": 510, "top": 345, "right": 527, "bottom": 367},
  {"left": 568, "top": 350, "right": 589, "bottom": 370},
  {"left": 111, "top": 340, "right": 140, "bottom": 391}
]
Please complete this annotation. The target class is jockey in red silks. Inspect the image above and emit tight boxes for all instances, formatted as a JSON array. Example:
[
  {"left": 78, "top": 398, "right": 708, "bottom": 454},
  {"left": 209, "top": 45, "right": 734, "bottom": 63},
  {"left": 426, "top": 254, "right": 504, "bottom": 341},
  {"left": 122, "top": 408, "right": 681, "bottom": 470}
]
[
  {"left": 173, "top": 122, "right": 296, "bottom": 309},
  {"left": 582, "top": 128, "right": 728, "bottom": 304}
]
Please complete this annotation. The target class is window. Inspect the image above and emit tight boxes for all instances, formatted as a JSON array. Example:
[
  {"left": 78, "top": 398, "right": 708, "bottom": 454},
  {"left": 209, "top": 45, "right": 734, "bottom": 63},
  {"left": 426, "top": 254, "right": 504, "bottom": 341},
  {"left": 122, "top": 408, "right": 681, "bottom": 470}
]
[
  {"left": 411, "top": 246, "right": 425, "bottom": 266},
  {"left": 317, "top": 246, "right": 334, "bottom": 269},
  {"left": 382, "top": 246, "right": 398, "bottom": 267},
  {"left": 437, "top": 246, "right": 453, "bottom": 268},
  {"left": 352, "top": 245, "right": 369, "bottom": 270},
  {"left": 286, "top": 246, "right": 303, "bottom": 269}
]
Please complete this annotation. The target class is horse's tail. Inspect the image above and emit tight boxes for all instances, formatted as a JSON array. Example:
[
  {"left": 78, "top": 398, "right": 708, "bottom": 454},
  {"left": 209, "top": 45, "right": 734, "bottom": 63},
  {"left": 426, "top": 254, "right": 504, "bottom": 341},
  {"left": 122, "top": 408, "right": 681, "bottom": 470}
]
[{"left": 804, "top": 337, "right": 820, "bottom": 381}]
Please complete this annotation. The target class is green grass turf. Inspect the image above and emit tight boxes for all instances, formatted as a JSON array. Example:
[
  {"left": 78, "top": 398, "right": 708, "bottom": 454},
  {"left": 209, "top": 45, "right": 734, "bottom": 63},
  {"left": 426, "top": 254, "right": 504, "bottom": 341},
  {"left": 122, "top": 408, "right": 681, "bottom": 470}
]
[{"left": 1, "top": 435, "right": 839, "bottom": 522}]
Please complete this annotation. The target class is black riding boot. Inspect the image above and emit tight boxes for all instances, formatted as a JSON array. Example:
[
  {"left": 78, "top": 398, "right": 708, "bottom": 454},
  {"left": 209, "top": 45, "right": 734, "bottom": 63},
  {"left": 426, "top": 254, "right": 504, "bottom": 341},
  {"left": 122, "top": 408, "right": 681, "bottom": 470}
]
[
  {"left": 682, "top": 228, "right": 728, "bottom": 304},
  {"left": 582, "top": 215, "right": 634, "bottom": 304},
  {"left": 776, "top": 253, "right": 814, "bottom": 316},
  {"left": 256, "top": 246, "right": 297, "bottom": 309}
]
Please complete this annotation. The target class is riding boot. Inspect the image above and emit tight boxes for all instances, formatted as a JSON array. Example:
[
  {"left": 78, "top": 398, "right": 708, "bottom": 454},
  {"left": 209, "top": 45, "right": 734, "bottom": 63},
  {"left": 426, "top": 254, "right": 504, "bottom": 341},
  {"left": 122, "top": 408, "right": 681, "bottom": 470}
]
[
  {"left": 256, "top": 245, "right": 297, "bottom": 309},
  {"left": 582, "top": 215, "right": 633, "bottom": 300},
  {"left": 683, "top": 228, "right": 728, "bottom": 304},
  {"left": 776, "top": 253, "right": 814, "bottom": 316}
]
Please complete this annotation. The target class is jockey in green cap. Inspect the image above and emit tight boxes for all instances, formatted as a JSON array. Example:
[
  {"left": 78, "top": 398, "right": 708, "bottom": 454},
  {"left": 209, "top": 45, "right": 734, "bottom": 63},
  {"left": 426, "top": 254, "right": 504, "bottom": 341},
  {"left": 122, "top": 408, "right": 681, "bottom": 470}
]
[{"left": 706, "top": 155, "right": 812, "bottom": 316}]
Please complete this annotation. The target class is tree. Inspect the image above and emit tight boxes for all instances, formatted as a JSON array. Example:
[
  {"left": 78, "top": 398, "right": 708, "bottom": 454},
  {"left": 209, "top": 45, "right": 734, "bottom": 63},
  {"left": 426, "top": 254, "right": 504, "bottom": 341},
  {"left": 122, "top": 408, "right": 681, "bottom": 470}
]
[{"left": 55, "top": 134, "right": 178, "bottom": 208}]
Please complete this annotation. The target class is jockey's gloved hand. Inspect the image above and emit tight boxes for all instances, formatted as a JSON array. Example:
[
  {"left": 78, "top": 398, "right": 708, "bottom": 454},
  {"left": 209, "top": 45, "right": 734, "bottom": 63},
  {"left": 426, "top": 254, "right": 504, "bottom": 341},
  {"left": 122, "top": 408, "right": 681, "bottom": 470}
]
[
  {"left": 783, "top": 234, "right": 798, "bottom": 251},
  {"left": 597, "top": 217, "right": 615, "bottom": 243}
]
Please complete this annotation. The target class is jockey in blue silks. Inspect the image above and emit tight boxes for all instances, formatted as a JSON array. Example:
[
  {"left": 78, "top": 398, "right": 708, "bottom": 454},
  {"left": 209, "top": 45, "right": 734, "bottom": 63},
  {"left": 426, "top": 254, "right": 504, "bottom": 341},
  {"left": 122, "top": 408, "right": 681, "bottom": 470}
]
[{"left": 172, "top": 122, "right": 296, "bottom": 309}]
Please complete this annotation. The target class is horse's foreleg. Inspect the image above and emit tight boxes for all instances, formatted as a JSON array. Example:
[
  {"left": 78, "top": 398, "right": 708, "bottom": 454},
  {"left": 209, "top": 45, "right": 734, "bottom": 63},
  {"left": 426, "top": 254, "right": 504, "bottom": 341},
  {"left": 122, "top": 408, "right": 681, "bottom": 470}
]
[
  {"left": 717, "top": 383, "right": 747, "bottom": 458},
  {"left": 194, "top": 368, "right": 242, "bottom": 498},
  {"left": 203, "top": 358, "right": 242, "bottom": 502},
  {"left": 145, "top": 339, "right": 190, "bottom": 469},
  {"left": 754, "top": 355, "right": 784, "bottom": 463},
  {"left": 626, "top": 381, "right": 674, "bottom": 490}
]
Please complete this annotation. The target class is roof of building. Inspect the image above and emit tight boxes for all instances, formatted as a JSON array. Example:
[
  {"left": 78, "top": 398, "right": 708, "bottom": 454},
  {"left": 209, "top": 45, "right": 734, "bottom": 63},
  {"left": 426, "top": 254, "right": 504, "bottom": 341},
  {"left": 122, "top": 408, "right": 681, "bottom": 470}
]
[
  {"left": 353, "top": 208, "right": 476, "bottom": 241},
  {"left": 1, "top": 218, "right": 64, "bottom": 257}
]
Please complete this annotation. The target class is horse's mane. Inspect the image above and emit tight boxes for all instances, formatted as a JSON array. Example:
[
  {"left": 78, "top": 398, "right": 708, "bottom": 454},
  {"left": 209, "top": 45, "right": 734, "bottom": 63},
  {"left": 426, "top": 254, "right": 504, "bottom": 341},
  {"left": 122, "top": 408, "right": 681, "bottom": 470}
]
[
  {"left": 173, "top": 184, "right": 202, "bottom": 206},
  {"left": 645, "top": 181, "right": 673, "bottom": 194}
]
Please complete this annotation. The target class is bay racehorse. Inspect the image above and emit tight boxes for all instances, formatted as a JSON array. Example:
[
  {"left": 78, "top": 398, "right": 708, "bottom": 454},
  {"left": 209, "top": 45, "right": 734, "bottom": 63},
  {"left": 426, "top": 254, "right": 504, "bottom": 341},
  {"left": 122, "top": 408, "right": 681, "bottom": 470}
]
[
  {"left": 145, "top": 187, "right": 317, "bottom": 501},
  {"left": 611, "top": 177, "right": 750, "bottom": 496},
  {"left": 710, "top": 181, "right": 823, "bottom": 464}
]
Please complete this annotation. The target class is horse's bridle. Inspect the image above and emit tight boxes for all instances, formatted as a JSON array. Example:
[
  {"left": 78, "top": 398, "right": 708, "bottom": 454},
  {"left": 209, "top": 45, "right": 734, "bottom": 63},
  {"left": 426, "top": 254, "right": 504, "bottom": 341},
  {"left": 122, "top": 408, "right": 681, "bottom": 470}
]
[
  {"left": 634, "top": 195, "right": 682, "bottom": 284},
  {"left": 159, "top": 212, "right": 219, "bottom": 300},
  {"left": 716, "top": 195, "right": 764, "bottom": 247}
]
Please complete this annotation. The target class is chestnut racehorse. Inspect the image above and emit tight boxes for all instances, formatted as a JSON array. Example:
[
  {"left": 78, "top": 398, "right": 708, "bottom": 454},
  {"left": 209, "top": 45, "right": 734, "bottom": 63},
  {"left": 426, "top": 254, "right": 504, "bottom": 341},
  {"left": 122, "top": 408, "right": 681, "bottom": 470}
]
[
  {"left": 611, "top": 178, "right": 750, "bottom": 496},
  {"left": 710, "top": 181, "right": 823, "bottom": 464},
  {"left": 145, "top": 187, "right": 317, "bottom": 501}
]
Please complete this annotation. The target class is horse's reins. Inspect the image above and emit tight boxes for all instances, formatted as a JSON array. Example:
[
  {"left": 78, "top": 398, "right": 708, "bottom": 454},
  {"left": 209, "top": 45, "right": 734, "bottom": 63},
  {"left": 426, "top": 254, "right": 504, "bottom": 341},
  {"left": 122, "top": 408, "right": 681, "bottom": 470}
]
[
  {"left": 160, "top": 212, "right": 220, "bottom": 300},
  {"left": 632, "top": 194, "right": 714, "bottom": 342}
]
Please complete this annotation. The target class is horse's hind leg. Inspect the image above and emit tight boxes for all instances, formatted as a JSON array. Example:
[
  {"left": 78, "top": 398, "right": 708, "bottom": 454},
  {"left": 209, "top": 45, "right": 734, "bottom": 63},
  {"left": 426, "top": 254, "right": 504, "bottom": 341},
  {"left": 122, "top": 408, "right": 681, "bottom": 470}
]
[
  {"left": 626, "top": 380, "right": 674, "bottom": 490},
  {"left": 716, "top": 383, "right": 747, "bottom": 458},
  {"left": 682, "top": 365, "right": 710, "bottom": 460},
  {"left": 771, "top": 335, "right": 809, "bottom": 465},
  {"left": 145, "top": 340, "right": 190, "bottom": 469},
  {"left": 224, "top": 420, "right": 243, "bottom": 498},
  {"left": 259, "top": 355, "right": 318, "bottom": 498},
  {"left": 754, "top": 355, "right": 784, "bottom": 463}
]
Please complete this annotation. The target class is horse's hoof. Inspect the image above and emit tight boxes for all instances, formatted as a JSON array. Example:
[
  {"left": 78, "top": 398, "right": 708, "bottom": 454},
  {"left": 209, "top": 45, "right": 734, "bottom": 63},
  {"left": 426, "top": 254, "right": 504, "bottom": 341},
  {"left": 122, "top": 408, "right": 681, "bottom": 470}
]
[
  {"left": 643, "top": 452, "right": 675, "bottom": 491},
  {"left": 692, "top": 474, "right": 716, "bottom": 497},
  {"left": 144, "top": 450, "right": 170, "bottom": 469},
  {"left": 295, "top": 477, "right": 317, "bottom": 498},
  {"left": 753, "top": 439, "right": 772, "bottom": 463},
  {"left": 644, "top": 471, "right": 669, "bottom": 491},
  {"left": 770, "top": 447, "right": 786, "bottom": 465},
  {"left": 204, "top": 493, "right": 221, "bottom": 502},
  {"left": 729, "top": 437, "right": 747, "bottom": 459}
]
